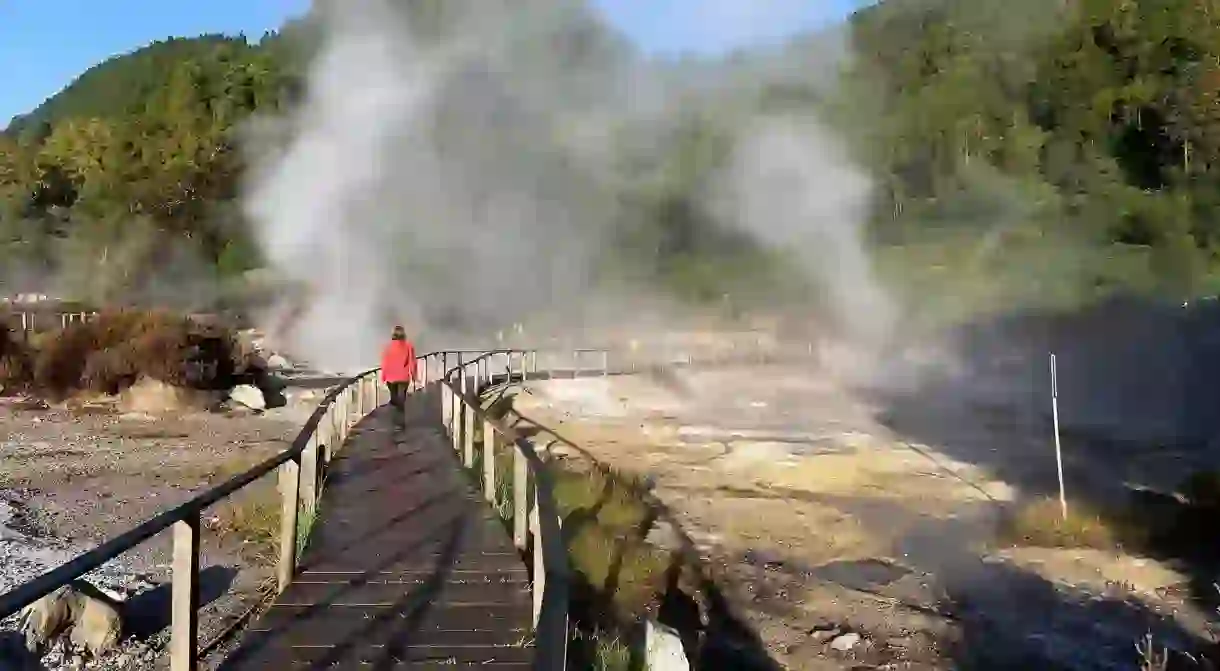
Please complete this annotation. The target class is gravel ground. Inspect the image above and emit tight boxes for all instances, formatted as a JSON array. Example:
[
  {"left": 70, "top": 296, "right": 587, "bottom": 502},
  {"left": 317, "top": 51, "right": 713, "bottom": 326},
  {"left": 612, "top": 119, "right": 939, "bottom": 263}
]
[{"left": 0, "top": 382, "right": 330, "bottom": 671}]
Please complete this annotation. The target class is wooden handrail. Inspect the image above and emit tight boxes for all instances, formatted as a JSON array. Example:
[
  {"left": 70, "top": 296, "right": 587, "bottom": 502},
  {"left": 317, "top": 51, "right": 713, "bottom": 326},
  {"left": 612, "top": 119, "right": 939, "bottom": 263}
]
[{"left": 439, "top": 350, "right": 570, "bottom": 671}]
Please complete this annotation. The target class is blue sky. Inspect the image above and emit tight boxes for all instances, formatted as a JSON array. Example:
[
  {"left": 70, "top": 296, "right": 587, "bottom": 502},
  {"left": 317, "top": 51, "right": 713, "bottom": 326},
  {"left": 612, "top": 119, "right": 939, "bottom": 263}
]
[{"left": 0, "top": 0, "right": 867, "bottom": 127}]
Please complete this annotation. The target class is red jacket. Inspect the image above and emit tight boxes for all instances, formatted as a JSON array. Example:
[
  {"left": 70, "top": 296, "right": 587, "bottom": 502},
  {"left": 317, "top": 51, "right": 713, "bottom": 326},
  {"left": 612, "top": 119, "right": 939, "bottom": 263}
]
[{"left": 380, "top": 339, "right": 417, "bottom": 383}]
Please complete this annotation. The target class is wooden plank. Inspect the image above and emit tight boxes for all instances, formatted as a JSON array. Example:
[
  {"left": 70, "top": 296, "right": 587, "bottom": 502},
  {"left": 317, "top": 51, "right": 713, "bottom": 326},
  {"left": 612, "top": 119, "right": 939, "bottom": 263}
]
[
  {"left": 228, "top": 641, "right": 535, "bottom": 667},
  {"left": 254, "top": 603, "right": 533, "bottom": 634},
  {"left": 304, "top": 515, "right": 508, "bottom": 551},
  {"left": 321, "top": 459, "right": 461, "bottom": 488},
  {"left": 259, "top": 626, "right": 527, "bottom": 649},
  {"left": 248, "top": 606, "right": 533, "bottom": 647},
  {"left": 274, "top": 575, "right": 530, "bottom": 606},
  {"left": 300, "top": 519, "right": 517, "bottom": 570},
  {"left": 300, "top": 551, "right": 526, "bottom": 575}
]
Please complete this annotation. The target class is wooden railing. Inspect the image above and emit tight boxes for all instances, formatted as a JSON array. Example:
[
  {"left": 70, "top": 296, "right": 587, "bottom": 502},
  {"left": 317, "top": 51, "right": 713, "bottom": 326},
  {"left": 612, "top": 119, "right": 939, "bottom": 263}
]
[
  {"left": 3, "top": 309, "right": 98, "bottom": 338},
  {"left": 438, "top": 350, "right": 571, "bottom": 671},
  {"left": 0, "top": 340, "right": 808, "bottom": 671}
]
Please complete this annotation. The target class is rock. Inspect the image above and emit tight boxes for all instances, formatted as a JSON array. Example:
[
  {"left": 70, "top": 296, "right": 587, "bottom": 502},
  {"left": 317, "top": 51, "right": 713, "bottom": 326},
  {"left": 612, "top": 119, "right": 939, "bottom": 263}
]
[
  {"left": 118, "top": 412, "right": 156, "bottom": 423},
  {"left": 645, "top": 519, "right": 684, "bottom": 552},
  {"left": 117, "top": 378, "right": 201, "bottom": 415},
  {"left": 67, "top": 589, "right": 122, "bottom": 656},
  {"left": 229, "top": 384, "right": 266, "bottom": 411},
  {"left": 17, "top": 584, "right": 123, "bottom": 657},
  {"left": 18, "top": 586, "right": 74, "bottom": 653},
  {"left": 829, "top": 632, "right": 862, "bottom": 652},
  {"left": 808, "top": 626, "right": 841, "bottom": 643},
  {"left": 645, "top": 620, "right": 689, "bottom": 671}
]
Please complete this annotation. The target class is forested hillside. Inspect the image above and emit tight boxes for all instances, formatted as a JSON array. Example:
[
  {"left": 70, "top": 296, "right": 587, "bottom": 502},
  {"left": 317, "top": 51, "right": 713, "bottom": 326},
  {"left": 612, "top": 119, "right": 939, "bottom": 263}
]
[
  {"left": 843, "top": 0, "right": 1220, "bottom": 313},
  {"left": 3, "top": 0, "right": 1220, "bottom": 315},
  {"left": 0, "top": 25, "right": 314, "bottom": 301}
]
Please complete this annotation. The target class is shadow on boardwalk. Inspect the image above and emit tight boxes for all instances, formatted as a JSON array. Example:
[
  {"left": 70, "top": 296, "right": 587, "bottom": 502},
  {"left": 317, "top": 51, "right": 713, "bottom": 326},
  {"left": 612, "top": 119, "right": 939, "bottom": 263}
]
[{"left": 220, "top": 392, "right": 534, "bottom": 669}]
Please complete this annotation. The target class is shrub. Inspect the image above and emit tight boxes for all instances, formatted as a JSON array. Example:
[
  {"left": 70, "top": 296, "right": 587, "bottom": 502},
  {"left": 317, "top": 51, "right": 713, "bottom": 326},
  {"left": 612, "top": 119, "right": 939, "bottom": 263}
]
[
  {"left": 999, "top": 497, "right": 1127, "bottom": 550},
  {"left": 0, "top": 323, "right": 33, "bottom": 392},
  {"left": 32, "top": 309, "right": 239, "bottom": 399}
]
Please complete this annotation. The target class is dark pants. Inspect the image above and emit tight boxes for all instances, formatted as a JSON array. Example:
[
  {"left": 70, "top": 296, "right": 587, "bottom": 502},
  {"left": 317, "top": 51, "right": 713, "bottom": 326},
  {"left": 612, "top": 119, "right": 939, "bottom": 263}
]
[{"left": 388, "top": 382, "right": 409, "bottom": 411}]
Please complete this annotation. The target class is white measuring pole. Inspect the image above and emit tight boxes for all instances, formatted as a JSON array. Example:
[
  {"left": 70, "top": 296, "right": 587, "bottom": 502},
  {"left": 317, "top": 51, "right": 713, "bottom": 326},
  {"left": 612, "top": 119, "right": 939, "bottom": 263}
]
[{"left": 1050, "top": 352, "right": 1067, "bottom": 521}]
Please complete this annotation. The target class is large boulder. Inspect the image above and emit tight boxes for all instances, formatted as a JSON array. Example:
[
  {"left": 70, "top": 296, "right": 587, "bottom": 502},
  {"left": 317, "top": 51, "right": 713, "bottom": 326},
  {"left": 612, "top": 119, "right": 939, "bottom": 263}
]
[
  {"left": 117, "top": 377, "right": 206, "bottom": 415},
  {"left": 67, "top": 591, "right": 122, "bottom": 656},
  {"left": 18, "top": 586, "right": 73, "bottom": 654},
  {"left": 18, "top": 584, "right": 122, "bottom": 657},
  {"left": 645, "top": 620, "right": 690, "bottom": 671},
  {"left": 229, "top": 384, "right": 267, "bottom": 411}
]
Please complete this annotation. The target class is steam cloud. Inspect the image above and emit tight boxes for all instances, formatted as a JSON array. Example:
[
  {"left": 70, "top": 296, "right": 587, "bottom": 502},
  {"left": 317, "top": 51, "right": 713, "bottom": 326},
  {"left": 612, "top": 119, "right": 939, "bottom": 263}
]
[
  {"left": 242, "top": 0, "right": 893, "bottom": 373},
  {"left": 718, "top": 115, "right": 894, "bottom": 345}
]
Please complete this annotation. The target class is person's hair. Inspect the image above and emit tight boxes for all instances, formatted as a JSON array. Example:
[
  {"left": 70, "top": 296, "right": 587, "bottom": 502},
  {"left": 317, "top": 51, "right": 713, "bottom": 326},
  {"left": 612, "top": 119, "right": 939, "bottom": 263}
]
[{"left": 391, "top": 325, "right": 406, "bottom": 341}]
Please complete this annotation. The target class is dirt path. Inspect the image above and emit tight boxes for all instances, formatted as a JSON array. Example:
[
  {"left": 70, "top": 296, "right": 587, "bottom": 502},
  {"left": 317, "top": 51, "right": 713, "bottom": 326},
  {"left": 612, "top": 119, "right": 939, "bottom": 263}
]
[{"left": 515, "top": 365, "right": 1216, "bottom": 670}]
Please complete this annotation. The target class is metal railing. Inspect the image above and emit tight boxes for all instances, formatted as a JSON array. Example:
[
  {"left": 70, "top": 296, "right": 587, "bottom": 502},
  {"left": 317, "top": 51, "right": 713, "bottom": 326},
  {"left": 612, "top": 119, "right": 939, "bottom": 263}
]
[{"left": 0, "top": 340, "right": 811, "bottom": 671}]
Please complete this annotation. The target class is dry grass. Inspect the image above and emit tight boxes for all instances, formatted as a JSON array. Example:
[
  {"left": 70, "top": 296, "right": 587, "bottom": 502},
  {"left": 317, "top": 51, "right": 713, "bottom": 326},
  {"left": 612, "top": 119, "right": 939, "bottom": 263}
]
[
  {"left": 206, "top": 454, "right": 286, "bottom": 563},
  {"left": 999, "top": 497, "right": 1136, "bottom": 550},
  {"left": 207, "top": 450, "right": 323, "bottom": 565},
  {"left": 31, "top": 309, "right": 239, "bottom": 400},
  {"left": 478, "top": 437, "right": 669, "bottom": 620},
  {"left": 570, "top": 628, "right": 633, "bottom": 671},
  {"left": 211, "top": 488, "right": 281, "bottom": 562}
]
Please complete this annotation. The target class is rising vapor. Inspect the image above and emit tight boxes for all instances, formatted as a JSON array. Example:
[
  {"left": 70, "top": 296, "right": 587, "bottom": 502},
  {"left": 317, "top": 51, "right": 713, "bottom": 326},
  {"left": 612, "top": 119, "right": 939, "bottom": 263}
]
[{"left": 241, "top": 0, "right": 892, "bottom": 372}]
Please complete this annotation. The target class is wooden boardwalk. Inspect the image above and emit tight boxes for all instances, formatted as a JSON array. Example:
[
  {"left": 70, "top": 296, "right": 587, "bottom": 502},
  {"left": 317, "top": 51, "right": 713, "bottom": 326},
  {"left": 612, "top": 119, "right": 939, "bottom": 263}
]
[{"left": 221, "top": 387, "right": 536, "bottom": 669}]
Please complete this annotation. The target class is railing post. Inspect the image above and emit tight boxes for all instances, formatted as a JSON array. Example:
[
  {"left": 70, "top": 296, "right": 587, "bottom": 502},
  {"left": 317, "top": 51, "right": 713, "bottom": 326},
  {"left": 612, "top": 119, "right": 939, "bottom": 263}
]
[
  {"left": 457, "top": 354, "right": 466, "bottom": 403},
  {"left": 300, "top": 432, "right": 320, "bottom": 510},
  {"left": 463, "top": 393, "right": 475, "bottom": 468},
  {"left": 329, "top": 405, "right": 342, "bottom": 456},
  {"left": 573, "top": 350, "right": 580, "bottom": 379},
  {"left": 442, "top": 379, "right": 452, "bottom": 431},
  {"left": 170, "top": 516, "right": 200, "bottom": 671},
  {"left": 519, "top": 351, "right": 528, "bottom": 383},
  {"left": 531, "top": 493, "right": 544, "bottom": 627},
  {"left": 483, "top": 420, "right": 497, "bottom": 504},
  {"left": 450, "top": 388, "right": 461, "bottom": 452},
  {"left": 531, "top": 350, "right": 538, "bottom": 377},
  {"left": 603, "top": 349, "right": 609, "bottom": 376},
  {"left": 513, "top": 444, "right": 528, "bottom": 550},
  {"left": 277, "top": 455, "right": 302, "bottom": 592},
  {"left": 319, "top": 421, "right": 333, "bottom": 466}
]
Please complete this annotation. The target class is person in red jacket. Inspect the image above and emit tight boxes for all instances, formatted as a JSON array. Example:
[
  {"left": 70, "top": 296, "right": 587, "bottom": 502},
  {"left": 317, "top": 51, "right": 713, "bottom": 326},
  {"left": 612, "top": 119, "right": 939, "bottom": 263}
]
[{"left": 380, "top": 325, "right": 417, "bottom": 412}]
